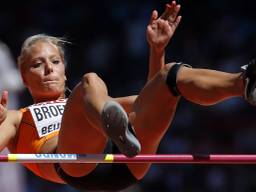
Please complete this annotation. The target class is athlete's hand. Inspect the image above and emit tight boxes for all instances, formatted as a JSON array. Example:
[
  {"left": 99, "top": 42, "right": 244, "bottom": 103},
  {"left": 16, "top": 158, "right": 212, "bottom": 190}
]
[
  {"left": 147, "top": 1, "right": 182, "bottom": 52},
  {"left": 0, "top": 91, "right": 8, "bottom": 124}
]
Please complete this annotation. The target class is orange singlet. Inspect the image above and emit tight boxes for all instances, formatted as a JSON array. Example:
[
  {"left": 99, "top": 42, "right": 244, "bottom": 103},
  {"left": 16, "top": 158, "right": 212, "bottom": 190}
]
[{"left": 11, "top": 99, "right": 67, "bottom": 178}]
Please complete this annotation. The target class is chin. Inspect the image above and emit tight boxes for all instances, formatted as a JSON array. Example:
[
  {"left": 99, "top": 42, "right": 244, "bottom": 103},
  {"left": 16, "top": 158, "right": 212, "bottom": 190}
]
[
  {"left": 45, "top": 84, "right": 65, "bottom": 92},
  {"left": 39, "top": 88, "right": 65, "bottom": 99},
  {"left": 30, "top": 84, "right": 66, "bottom": 101}
]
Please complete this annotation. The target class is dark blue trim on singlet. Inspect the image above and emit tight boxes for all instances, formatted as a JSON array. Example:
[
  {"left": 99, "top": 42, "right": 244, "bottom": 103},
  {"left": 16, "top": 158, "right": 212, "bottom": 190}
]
[{"left": 54, "top": 141, "right": 138, "bottom": 191}]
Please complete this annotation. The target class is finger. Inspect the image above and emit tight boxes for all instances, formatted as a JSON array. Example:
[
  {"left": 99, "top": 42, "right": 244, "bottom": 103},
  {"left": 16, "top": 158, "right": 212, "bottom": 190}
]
[
  {"left": 165, "top": 4, "right": 173, "bottom": 18},
  {"left": 168, "top": 4, "right": 181, "bottom": 23},
  {"left": 169, "top": 15, "right": 182, "bottom": 31},
  {"left": 162, "top": 1, "right": 179, "bottom": 22},
  {"left": 173, "top": 15, "right": 182, "bottom": 28},
  {"left": 169, "top": 1, "right": 177, "bottom": 17},
  {"left": 149, "top": 10, "right": 158, "bottom": 25},
  {"left": 0, "top": 91, "right": 8, "bottom": 108},
  {"left": 160, "top": 4, "right": 171, "bottom": 20},
  {"left": 153, "top": 10, "right": 158, "bottom": 20},
  {"left": 147, "top": 25, "right": 154, "bottom": 36},
  {"left": 172, "top": 1, "right": 177, "bottom": 7},
  {"left": 175, "top": 4, "right": 181, "bottom": 15}
]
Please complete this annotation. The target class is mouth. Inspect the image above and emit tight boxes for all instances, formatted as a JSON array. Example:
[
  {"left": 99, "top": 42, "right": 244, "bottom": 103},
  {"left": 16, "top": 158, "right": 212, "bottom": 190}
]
[
  {"left": 43, "top": 78, "right": 58, "bottom": 82},
  {"left": 43, "top": 80, "right": 58, "bottom": 82},
  {"left": 42, "top": 80, "right": 59, "bottom": 85}
]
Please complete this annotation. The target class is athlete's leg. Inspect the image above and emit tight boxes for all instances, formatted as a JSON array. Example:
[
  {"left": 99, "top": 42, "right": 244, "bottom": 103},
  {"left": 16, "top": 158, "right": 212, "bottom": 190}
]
[
  {"left": 127, "top": 63, "right": 180, "bottom": 179},
  {"left": 57, "top": 72, "right": 141, "bottom": 176},
  {"left": 127, "top": 62, "right": 249, "bottom": 179},
  {"left": 57, "top": 73, "right": 110, "bottom": 177},
  {"left": 177, "top": 66, "right": 244, "bottom": 105}
]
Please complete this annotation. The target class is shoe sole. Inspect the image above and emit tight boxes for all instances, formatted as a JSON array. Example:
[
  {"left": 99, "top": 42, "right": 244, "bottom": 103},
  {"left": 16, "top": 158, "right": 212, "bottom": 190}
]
[{"left": 101, "top": 101, "right": 141, "bottom": 157}]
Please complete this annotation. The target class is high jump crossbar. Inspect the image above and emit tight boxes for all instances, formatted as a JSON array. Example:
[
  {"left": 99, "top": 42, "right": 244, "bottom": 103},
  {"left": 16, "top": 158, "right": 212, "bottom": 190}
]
[{"left": 2, "top": 154, "right": 256, "bottom": 164}]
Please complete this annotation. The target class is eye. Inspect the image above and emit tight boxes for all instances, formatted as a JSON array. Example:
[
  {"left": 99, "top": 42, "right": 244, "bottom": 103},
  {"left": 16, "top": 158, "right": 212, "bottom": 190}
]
[
  {"left": 32, "top": 63, "right": 42, "bottom": 68},
  {"left": 52, "top": 60, "right": 60, "bottom": 65}
]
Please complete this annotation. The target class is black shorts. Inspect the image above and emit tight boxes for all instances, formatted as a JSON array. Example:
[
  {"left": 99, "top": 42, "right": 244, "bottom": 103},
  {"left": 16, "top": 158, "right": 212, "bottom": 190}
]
[{"left": 54, "top": 141, "right": 138, "bottom": 191}]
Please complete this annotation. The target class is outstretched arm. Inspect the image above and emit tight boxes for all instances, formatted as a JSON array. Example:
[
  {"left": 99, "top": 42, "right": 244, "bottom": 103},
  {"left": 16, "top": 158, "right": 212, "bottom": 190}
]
[
  {"left": 114, "top": 2, "right": 182, "bottom": 111},
  {"left": 147, "top": 1, "right": 181, "bottom": 80},
  {"left": 0, "top": 91, "right": 17, "bottom": 152},
  {"left": 0, "top": 91, "right": 8, "bottom": 125}
]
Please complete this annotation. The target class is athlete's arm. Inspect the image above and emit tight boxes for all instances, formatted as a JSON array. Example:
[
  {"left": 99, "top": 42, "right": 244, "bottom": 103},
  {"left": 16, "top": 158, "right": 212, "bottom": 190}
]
[
  {"left": 147, "top": 1, "right": 182, "bottom": 80},
  {"left": 0, "top": 91, "right": 8, "bottom": 125},
  {"left": 0, "top": 91, "right": 19, "bottom": 152}
]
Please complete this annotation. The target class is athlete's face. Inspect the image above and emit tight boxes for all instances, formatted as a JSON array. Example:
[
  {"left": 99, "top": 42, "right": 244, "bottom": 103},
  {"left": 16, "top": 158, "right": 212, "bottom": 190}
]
[{"left": 21, "top": 41, "right": 66, "bottom": 101}]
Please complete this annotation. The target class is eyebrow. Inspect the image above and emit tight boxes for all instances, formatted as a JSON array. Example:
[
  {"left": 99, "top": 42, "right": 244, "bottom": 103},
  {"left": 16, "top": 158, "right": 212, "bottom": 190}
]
[{"left": 31, "top": 55, "right": 61, "bottom": 61}]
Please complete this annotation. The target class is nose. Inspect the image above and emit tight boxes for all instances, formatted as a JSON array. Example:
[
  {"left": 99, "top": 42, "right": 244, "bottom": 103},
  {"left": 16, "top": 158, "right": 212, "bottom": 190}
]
[{"left": 45, "top": 61, "right": 53, "bottom": 75}]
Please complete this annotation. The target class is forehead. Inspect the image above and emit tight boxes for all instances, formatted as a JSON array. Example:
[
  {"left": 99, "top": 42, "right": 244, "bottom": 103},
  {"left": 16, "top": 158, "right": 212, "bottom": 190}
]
[{"left": 27, "top": 41, "right": 61, "bottom": 59}]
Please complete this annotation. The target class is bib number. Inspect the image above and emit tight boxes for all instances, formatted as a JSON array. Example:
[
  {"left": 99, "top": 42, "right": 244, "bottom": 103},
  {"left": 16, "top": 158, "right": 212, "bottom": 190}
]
[{"left": 28, "top": 99, "right": 67, "bottom": 138}]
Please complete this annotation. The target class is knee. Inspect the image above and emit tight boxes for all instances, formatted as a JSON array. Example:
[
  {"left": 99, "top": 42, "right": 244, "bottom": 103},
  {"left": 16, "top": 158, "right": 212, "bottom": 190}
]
[
  {"left": 82, "top": 72, "right": 104, "bottom": 87},
  {"left": 81, "top": 72, "right": 108, "bottom": 94},
  {"left": 82, "top": 72, "right": 99, "bottom": 85}
]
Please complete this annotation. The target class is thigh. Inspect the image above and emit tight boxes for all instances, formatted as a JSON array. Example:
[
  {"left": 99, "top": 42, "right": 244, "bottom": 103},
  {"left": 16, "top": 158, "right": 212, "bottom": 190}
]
[{"left": 57, "top": 83, "right": 107, "bottom": 177}]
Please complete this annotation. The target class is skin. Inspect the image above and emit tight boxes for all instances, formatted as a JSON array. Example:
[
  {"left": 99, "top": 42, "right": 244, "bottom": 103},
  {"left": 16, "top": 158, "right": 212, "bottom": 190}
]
[
  {"left": 21, "top": 41, "right": 67, "bottom": 102},
  {"left": 147, "top": 1, "right": 181, "bottom": 80},
  {"left": 0, "top": 1, "right": 246, "bottom": 184}
]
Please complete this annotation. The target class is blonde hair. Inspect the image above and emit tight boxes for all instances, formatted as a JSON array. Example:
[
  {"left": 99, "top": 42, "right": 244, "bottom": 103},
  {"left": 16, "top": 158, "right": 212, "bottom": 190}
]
[{"left": 18, "top": 34, "right": 69, "bottom": 73}]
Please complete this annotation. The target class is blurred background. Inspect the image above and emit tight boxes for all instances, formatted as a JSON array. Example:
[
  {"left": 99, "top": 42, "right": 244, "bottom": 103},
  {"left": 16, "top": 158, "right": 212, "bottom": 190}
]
[{"left": 1, "top": 0, "right": 256, "bottom": 191}]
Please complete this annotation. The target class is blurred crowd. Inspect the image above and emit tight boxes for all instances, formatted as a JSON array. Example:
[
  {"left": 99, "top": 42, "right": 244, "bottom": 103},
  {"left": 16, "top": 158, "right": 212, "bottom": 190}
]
[{"left": 1, "top": 0, "right": 256, "bottom": 191}]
